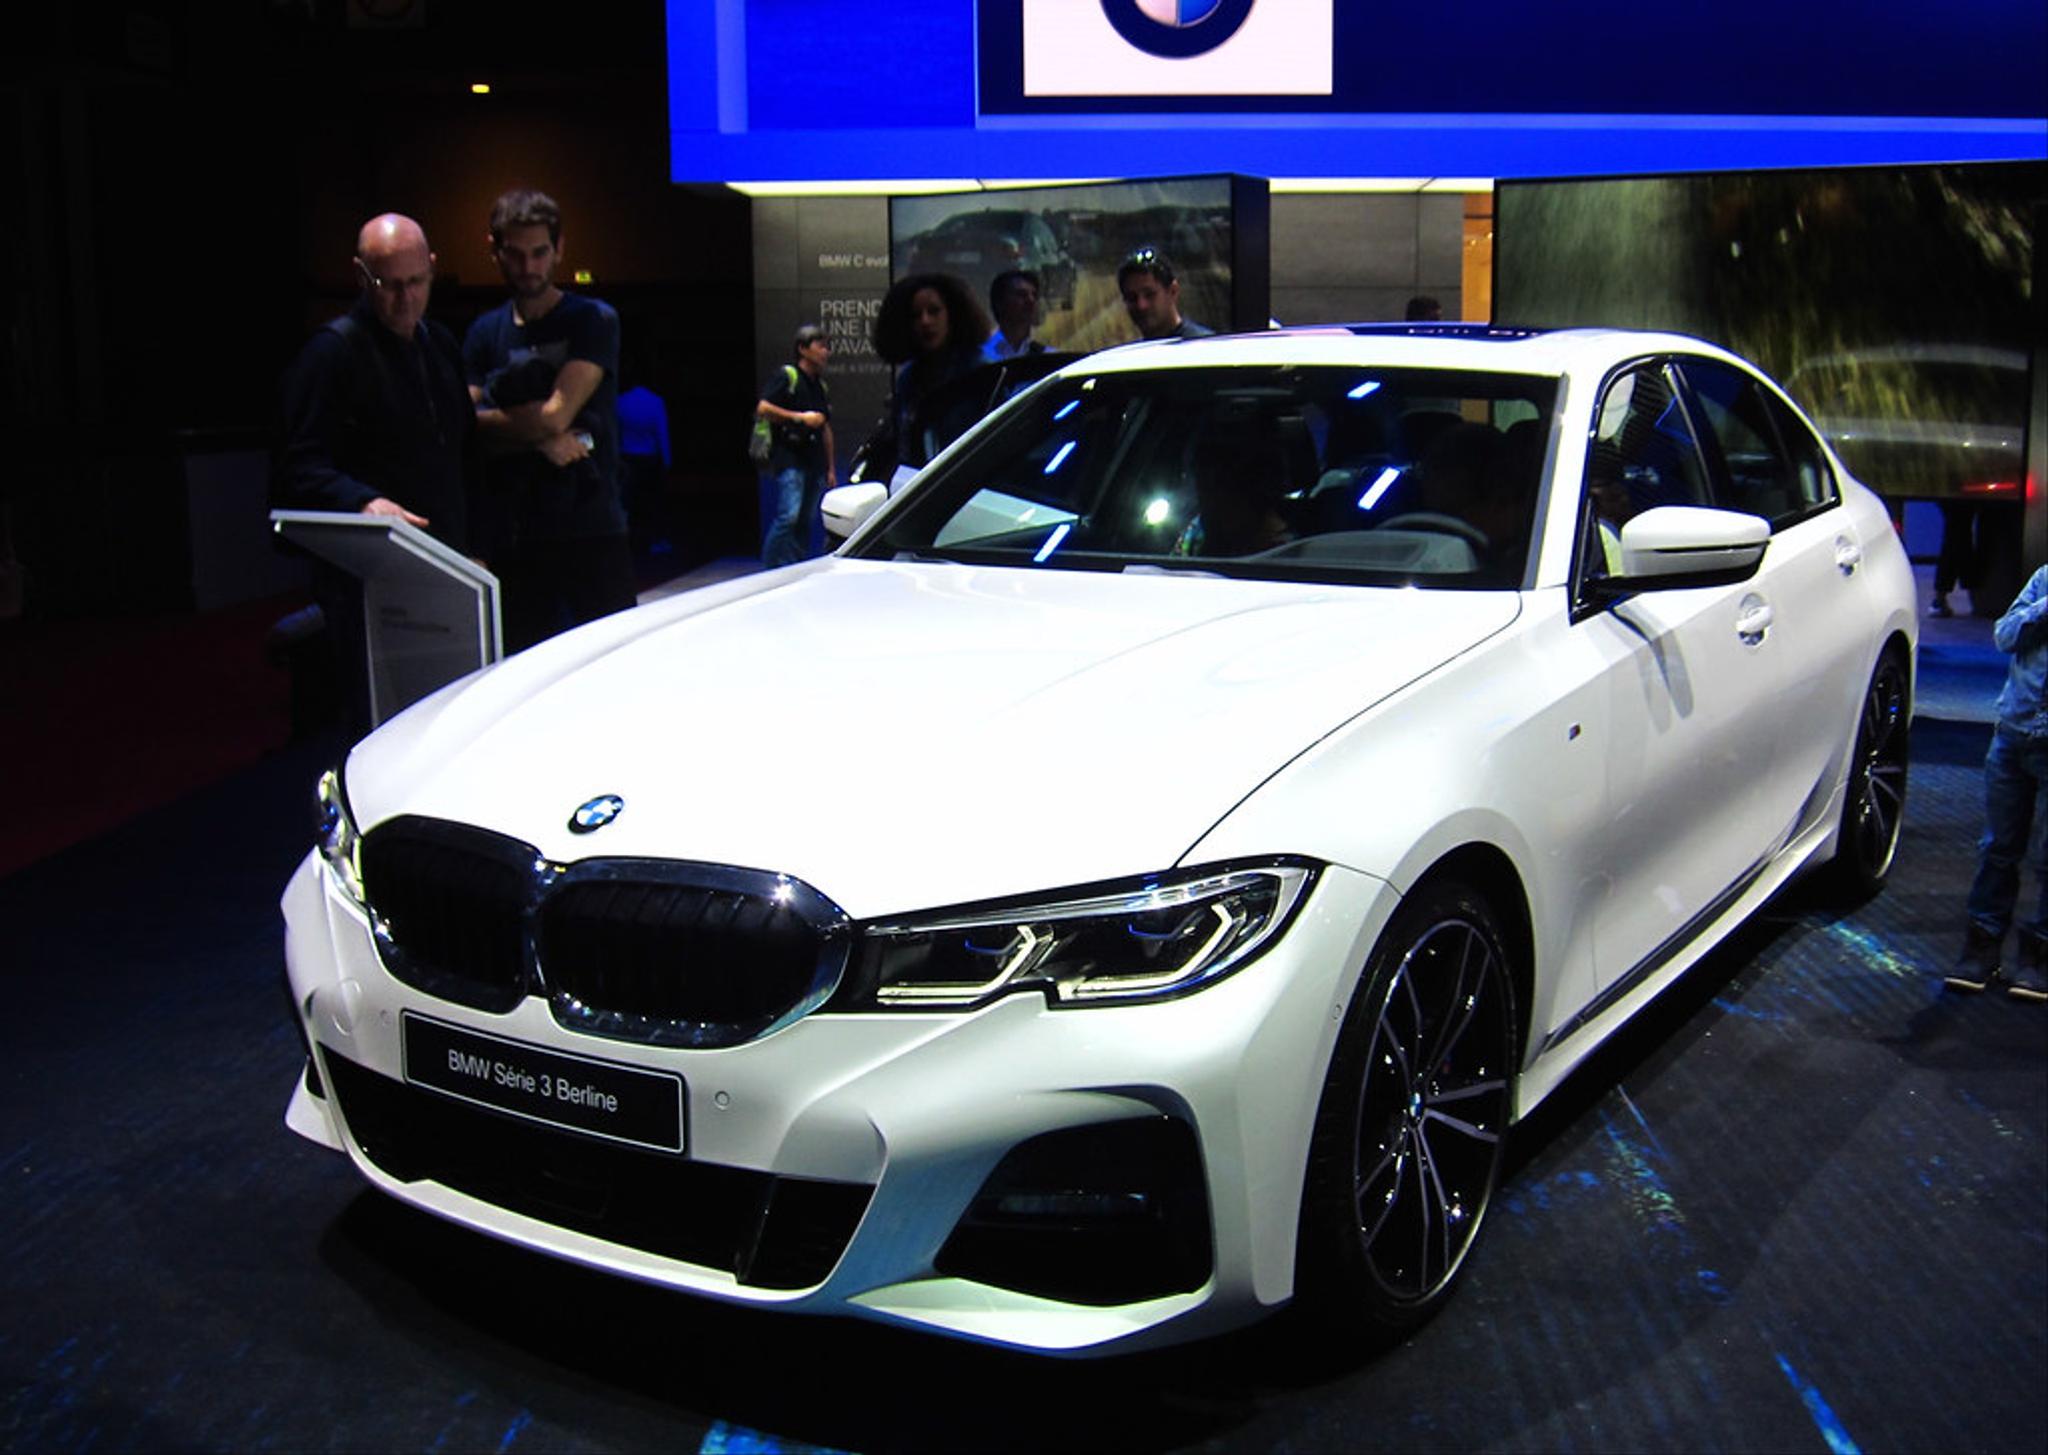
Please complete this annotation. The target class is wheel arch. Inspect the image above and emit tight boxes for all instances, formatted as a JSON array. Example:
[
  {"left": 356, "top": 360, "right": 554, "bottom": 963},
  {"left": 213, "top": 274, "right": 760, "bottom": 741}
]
[
  {"left": 1814, "top": 626, "right": 1916, "bottom": 903},
  {"left": 1405, "top": 842, "right": 1535, "bottom": 1073},
  {"left": 1878, "top": 626, "right": 1914, "bottom": 685},
  {"left": 1288, "top": 840, "right": 1531, "bottom": 1337}
]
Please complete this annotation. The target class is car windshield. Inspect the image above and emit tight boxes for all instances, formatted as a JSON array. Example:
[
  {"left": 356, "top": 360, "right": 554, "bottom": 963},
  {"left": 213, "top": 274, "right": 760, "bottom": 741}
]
[{"left": 855, "top": 364, "right": 1560, "bottom": 588}]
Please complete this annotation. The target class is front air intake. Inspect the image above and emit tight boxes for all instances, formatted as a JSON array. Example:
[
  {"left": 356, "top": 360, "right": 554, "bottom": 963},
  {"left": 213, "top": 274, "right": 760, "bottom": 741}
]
[{"left": 324, "top": 1049, "right": 872, "bottom": 1288}]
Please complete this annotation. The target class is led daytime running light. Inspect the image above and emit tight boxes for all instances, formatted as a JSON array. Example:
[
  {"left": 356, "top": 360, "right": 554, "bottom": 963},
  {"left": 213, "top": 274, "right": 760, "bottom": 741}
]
[
  {"left": 860, "top": 865, "right": 1313, "bottom": 1009},
  {"left": 315, "top": 766, "right": 366, "bottom": 906}
]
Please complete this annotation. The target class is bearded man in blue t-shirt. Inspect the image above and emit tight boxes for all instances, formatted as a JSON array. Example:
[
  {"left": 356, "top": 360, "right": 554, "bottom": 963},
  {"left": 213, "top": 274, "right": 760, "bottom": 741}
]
[{"left": 464, "top": 189, "right": 637, "bottom": 651}]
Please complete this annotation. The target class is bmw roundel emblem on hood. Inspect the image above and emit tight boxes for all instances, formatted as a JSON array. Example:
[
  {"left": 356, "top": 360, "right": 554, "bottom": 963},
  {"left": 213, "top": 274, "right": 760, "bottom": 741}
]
[
  {"left": 569, "top": 794, "right": 625, "bottom": 834},
  {"left": 1102, "top": 0, "right": 1255, "bottom": 58}
]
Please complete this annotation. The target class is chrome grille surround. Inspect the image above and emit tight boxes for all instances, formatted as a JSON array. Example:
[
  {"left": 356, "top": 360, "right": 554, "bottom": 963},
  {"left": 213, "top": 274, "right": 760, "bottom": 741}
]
[{"left": 359, "top": 816, "right": 852, "bottom": 1047}]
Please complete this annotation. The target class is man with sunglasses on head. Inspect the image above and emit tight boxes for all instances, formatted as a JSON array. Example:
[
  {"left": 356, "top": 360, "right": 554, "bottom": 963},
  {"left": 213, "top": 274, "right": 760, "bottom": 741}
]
[
  {"left": 274, "top": 212, "right": 477, "bottom": 735},
  {"left": 1116, "top": 248, "right": 1213, "bottom": 341}
]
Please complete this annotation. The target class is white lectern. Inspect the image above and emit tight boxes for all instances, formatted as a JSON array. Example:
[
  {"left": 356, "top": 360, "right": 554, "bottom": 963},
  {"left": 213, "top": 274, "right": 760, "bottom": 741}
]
[{"left": 271, "top": 510, "right": 502, "bottom": 728}]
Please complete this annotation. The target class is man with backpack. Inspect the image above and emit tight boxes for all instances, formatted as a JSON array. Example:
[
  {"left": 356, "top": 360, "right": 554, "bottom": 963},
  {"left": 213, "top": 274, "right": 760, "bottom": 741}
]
[{"left": 756, "top": 324, "right": 835, "bottom": 567}]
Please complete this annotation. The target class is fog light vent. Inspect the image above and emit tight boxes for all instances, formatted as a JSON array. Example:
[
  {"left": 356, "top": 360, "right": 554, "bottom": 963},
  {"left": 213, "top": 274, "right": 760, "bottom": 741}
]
[{"left": 936, "top": 1116, "right": 1210, "bottom": 1306}]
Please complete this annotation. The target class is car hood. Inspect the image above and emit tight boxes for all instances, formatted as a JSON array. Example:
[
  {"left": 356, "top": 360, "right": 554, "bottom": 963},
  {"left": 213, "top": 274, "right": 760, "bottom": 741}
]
[{"left": 346, "top": 560, "right": 1519, "bottom": 917}]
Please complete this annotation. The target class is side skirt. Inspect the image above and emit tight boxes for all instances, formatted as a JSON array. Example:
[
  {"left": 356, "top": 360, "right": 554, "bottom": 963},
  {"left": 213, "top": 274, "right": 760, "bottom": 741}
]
[{"left": 1513, "top": 814, "right": 1833, "bottom": 1119}]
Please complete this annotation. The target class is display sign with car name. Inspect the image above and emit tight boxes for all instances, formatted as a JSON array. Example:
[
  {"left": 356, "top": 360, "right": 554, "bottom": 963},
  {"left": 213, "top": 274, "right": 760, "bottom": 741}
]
[{"left": 401, "top": 1013, "right": 684, "bottom": 1153}]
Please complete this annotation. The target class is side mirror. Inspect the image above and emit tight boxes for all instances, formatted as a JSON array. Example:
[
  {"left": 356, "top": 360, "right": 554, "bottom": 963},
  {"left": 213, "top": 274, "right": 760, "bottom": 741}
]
[
  {"left": 821, "top": 482, "right": 889, "bottom": 541},
  {"left": 1589, "top": 505, "right": 1770, "bottom": 598}
]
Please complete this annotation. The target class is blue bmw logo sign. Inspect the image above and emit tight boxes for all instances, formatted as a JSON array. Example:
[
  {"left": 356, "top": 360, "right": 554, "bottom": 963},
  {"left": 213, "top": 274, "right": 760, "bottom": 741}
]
[
  {"left": 1101, "top": 0, "right": 1257, "bottom": 58},
  {"left": 569, "top": 794, "right": 625, "bottom": 834}
]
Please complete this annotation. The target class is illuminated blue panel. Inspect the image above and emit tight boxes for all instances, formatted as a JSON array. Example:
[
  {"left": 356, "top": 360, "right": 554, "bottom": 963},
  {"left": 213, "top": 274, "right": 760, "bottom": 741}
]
[
  {"left": 747, "top": 0, "right": 972, "bottom": 130},
  {"left": 667, "top": 1, "right": 2048, "bottom": 184},
  {"left": 982, "top": 0, "right": 2048, "bottom": 119},
  {"left": 672, "top": 116, "right": 2046, "bottom": 184},
  {"left": 665, "top": 0, "right": 722, "bottom": 135}
]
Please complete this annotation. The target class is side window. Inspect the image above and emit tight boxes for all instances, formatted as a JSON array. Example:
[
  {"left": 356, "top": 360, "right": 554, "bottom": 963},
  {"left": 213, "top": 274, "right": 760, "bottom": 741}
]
[
  {"left": 1582, "top": 362, "right": 1712, "bottom": 579},
  {"left": 1763, "top": 390, "right": 1839, "bottom": 515},
  {"left": 1680, "top": 359, "right": 1834, "bottom": 527}
]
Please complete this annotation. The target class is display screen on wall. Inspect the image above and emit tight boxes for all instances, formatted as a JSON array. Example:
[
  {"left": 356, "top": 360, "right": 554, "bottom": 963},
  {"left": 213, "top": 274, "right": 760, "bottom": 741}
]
[
  {"left": 1495, "top": 162, "right": 2044, "bottom": 503},
  {"left": 890, "top": 176, "right": 1258, "bottom": 353}
]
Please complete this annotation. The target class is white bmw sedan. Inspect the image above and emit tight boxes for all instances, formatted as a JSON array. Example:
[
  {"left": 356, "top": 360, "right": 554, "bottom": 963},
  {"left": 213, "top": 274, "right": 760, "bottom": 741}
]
[{"left": 283, "top": 326, "right": 1916, "bottom": 1355}]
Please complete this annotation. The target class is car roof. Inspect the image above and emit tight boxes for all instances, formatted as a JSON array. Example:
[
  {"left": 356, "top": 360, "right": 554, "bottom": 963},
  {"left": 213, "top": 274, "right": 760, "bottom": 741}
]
[{"left": 1056, "top": 323, "right": 1745, "bottom": 379}]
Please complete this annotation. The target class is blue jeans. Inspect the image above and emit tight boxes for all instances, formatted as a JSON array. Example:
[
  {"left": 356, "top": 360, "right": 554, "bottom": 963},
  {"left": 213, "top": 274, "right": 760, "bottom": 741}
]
[
  {"left": 1966, "top": 725, "right": 2048, "bottom": 939},
  {"left": 761, "top": 465, "right": 823, "bottom": 568}
]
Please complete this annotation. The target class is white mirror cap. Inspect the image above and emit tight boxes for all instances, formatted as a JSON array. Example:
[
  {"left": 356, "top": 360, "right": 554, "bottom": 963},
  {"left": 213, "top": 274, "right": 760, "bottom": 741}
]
[
  {"left": 821, "top": 482, "right": 889, "bottom": 540},
  {"left": 1619, "top": 505, "right": 1769, "bottom": 578}
]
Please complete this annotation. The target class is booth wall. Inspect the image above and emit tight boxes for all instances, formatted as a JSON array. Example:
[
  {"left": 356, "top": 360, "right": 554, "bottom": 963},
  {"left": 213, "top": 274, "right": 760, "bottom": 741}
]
[{"left": 752, "top": 190, "right": 1475, "bottom": 479}]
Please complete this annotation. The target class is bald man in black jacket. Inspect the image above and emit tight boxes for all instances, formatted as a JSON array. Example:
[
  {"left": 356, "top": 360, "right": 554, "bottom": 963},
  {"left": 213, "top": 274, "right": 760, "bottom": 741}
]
[{"left": 273, "top": 213, "right": 478, "bottom": 734}]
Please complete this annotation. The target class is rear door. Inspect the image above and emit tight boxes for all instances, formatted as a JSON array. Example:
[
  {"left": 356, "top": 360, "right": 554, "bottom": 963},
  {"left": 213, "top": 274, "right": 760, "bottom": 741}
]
[{"left": 1675, "top": 356, "right": 1867, "bottom": 849}]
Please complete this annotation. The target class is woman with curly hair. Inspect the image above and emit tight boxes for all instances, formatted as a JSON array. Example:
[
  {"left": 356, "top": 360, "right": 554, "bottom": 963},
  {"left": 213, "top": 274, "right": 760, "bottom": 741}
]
[{"left": 872, "top": 272, "right": 993, "bottom": 471}]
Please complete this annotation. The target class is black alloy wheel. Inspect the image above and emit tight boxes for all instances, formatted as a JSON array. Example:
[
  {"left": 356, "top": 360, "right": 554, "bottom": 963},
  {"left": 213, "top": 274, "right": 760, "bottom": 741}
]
[
  {"left": 1830, "top": 649, "right": 1911, "bottom": 900},
  {"left": 1296, "top": 879, "right": 1517, "bottom": 1336}
]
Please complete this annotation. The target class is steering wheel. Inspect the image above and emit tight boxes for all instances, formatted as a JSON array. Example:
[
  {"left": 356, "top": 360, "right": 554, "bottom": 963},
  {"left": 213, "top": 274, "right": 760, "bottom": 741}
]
[{"left": 1372, "top": 511, "right": 1491, "bottom": 552}]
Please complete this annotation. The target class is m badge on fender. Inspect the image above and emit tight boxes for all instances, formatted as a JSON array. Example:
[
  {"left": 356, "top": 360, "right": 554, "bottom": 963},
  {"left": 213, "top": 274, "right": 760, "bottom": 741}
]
[{"left": 569, "top": 794, "right": 625, "bottom": 834}]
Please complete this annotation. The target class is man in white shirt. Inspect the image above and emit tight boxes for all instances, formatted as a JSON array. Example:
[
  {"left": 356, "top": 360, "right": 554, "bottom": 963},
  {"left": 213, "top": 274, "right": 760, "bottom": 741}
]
[{"left": 981, "top": 270, "right": 1046, "bottom": 362}]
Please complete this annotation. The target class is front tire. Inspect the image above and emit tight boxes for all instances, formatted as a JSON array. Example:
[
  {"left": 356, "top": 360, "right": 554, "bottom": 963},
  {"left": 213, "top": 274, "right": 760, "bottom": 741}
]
[
  {"left": 1294, "top": 879, "right": 1518, "bottom": 1338},
  {"left": 1826, "top": 648, "right": 1911, "bottom": 901}
]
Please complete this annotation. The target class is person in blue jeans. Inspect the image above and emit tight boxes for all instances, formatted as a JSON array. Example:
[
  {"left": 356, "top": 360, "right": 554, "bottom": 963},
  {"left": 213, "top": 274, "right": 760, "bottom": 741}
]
[
  {"left": 757, "top": 324, "right": 834, "bottom": 567},
  {"left": 1948, "top": 562, "right": 2048, "bottom": 1001}
]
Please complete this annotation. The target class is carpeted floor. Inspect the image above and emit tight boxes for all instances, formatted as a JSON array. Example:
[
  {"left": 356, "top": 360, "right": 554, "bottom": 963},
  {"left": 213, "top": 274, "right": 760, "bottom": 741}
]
[{"left": 0, "top": 595, "right": 299, "bottom": 879}]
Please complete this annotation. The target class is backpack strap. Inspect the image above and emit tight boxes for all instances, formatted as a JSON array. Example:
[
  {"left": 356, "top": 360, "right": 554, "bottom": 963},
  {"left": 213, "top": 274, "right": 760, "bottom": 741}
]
[{"left": 785, "top": 362, "right": 828, "bottom": 403}]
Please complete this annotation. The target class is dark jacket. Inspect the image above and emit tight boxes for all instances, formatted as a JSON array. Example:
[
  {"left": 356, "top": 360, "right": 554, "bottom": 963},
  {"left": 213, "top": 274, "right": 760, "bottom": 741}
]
[{"left": 273, "top": 302, "right": 475, "bottom": 551}]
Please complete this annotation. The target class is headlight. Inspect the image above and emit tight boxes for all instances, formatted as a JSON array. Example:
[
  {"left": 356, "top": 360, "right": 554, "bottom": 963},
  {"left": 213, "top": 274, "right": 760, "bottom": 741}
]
[
  {"left": 314, "top": 766, "right": 365, "bottom": 906},
  {"left": 845, "top": 863, "right": 1315, "bottom": 1009}
]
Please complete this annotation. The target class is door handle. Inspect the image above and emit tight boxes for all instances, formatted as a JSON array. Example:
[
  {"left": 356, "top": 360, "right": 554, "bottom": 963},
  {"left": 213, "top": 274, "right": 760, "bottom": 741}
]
[
  {"left": 1835, "top": 536, "right": 1862, "bottom": 575},
  {"left": 1736, "top": 595, "right": 1773, "bottom": 646}
]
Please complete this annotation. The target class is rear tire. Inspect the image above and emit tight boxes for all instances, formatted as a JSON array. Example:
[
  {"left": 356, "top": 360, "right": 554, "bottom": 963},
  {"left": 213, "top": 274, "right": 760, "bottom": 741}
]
[
  {"left": 1825, "top": 648, "right": 1911, "bottom": 902},
  {"left": 1293, "top": 878, "right": 1518, "bottom": 1338}
]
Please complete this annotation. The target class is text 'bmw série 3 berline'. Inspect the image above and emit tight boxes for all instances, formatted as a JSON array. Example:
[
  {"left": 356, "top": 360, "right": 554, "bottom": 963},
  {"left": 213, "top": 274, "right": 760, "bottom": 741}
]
[{"left": 283, "top": 325, "right": 1916, "bottom": 1355}]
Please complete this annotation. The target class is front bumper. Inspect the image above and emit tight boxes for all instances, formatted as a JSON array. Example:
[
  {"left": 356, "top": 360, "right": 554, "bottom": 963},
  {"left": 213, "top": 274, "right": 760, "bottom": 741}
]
[{"left": 281, "top": 850, "right": 1397, "bottom": 1353}]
